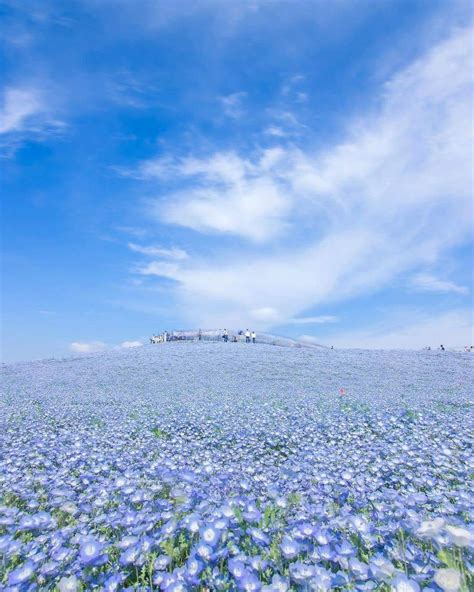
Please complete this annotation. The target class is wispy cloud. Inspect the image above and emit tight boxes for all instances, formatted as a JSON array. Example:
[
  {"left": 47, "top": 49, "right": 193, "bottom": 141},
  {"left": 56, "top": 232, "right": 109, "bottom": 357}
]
[
  {"left": 410, "top": 273, "right": 469, "bottom": 295},
  {"left": 0, "top": 87, "right": 43, "bottom": 134},
  {"left": 130, "top": 27, "right": 473, "bottom": 330},
  {"left": 220, "top": 91, "right": 247, "bottom": 118},
  {"left": 69, "top": 339, "right": 144, "bottom": 353},
  {"left": 315, "top": 309, "right": 473, "bottom": 350},
  {"left": 119, "top": 340, "right": 143, "bottom": 348},
  {"left": 0, "top": 86, "right": 65, "bottom": 154},
  {"left": 69, "top": 341, "right": 107, "bottom": 353},
  {"left": 106, "top": 70, "right": 160, "bottom": 109},
  {"left": 288, "top": 315, "right": 339, "bottom": 325},
  {"left": 142, "top": 150, "right": 291, "bottom": 241},
  {"left": 128, "top": 242, "right": 188, "bottom": 260},
  {"left": 137, "top": 261, "right": 181, "bottom": 279},
  {"left": 264, "top": 125, "right": 287, "bottom": 137}
]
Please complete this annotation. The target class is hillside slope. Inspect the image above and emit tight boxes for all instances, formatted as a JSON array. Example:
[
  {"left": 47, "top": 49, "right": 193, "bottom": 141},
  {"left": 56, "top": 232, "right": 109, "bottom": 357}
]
[{"left": 1, "top": 343, "right": 473, "bottom": 590}]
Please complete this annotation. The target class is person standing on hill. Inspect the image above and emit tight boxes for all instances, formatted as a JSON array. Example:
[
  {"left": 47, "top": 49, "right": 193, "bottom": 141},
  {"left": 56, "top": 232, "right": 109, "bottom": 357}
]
[
  {"left": 245, "top": 329, "right": 250, "bottom": 343},
  {"left": 223, "top": 329, "right": 228, "bottom": 342},
  {"left": 251, "top": 331, "right": 256, "bottom": 343}
]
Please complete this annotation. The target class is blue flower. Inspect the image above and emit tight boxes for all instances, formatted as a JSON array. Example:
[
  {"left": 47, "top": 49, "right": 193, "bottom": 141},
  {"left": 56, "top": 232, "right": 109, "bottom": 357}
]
[
  {"left": 154, "top": 554, "right": 172, "bottom": 570},
  {"left": 391, "top": 574, "right": 420, "bottom": 592},
  {"left": 8, "top": 560, "right": 36, "bottom": 585},
  {"left": 119, "top": 544, "right": 142, "bottom": 566},
  {"left": 238, "top": 572, "right": 261, "bottom": 591},
  {"left": 103, "top": 573, "right": 125, "bottom": 592},
  {"left": 228, "top": 558, "right": 247, "bottom": 579},
  {"left": 280, "top": 536, "right": 300, "bottom": 560},
  {"left": 57, "top": 575, "right": 80, "bottom": 592},
  {"left": 199, "top": 524, "right": 220, "bottom": 547},
  {"left": 185, "top": 556, "right": 203, "bottom": 578},
  {"left": 79, "top": 538, "right": 106, "bottom": 566},
  {"left": 249, "top": 528, "right": 270, "bottom": 546}
]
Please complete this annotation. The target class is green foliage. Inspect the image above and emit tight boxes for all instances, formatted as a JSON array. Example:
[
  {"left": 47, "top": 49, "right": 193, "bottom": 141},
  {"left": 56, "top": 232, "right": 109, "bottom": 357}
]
[
  {"left": 160, "top": 532, "right": 192, "bottom": 568},
  {"left": 51, "top": 509, "right": 77, "bottom": 528},
  {"left": 151, "top": 427, "right": 169, "bottom": 439},
  {"left": 1, "top": 492, "right": 28, "bottom": 510}
]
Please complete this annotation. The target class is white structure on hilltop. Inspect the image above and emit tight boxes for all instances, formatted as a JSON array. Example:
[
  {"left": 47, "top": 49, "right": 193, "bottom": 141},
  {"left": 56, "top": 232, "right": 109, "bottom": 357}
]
[{"left": 149, "top": 329, "right": 328, "bottom": 349}]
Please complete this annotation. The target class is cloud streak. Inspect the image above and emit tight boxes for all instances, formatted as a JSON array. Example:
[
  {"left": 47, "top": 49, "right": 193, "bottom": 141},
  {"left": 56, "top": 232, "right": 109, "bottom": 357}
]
[
  {"left": 410, "top": 273, "right": 469, "bottom": 295},
  {"left": 316, "top": 309, "right": 473, "bottom": 350},
  {"left": 133, "top": 26, "right": 473, "bottom": 331},
  {"left": 69, "top": 341, "right": 107, "bottom": 353},
  {"left": 0, "top": 88, "right": 43, "bottom": 134},
  {"left": 411, "top": 273, "right": 469, "bottom": 294},
  {"left": 128, "top": 242, "right": 188, "bottom": 260}
]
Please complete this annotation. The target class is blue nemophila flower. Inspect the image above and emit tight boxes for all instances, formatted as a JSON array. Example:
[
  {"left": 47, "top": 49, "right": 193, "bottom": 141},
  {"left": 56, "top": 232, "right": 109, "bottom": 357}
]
[
  {"left": 368, "top": 553, "right": 395, "bottom": 581},
  {"left": 249, "top": 527, "right": 270, "bottom": 546},
  {"left": 280, "top": 536, "right": 300, "bottom": 559},
  {"left": 310, "top": 566, "right": 333, "bottom": 591},
  {"left": 228, "top": 558, "right": 247, "bottom": 579},
  {"left": 391, "top": 574, "right": 421, "bottom": 592},
  {"left": 57, "top": 575, "right": 80, "bottom": 592},
  {"left": 349, "top": 557, "right": 369, "bottom": 580},
  {"left": 154, "top": 554, "right": 172, "bottom": 570},
  {"left": 163, "top": 581, "right": 189, "bottom": 592},
  {"left": 39, "top": 561, "right": 60, "bottom": 577},
  {"left": 79, "top": 537, "right": 106, "bottom": 566},
  {"left": 116, "top": 535, "right": 139, "bottom": 549},
  {"left": 336, "top": 539, "right": 355, "bottom": 558},
  {"left": 445, "top": 525, "right": 473, "bottom": 547},
  {"left": 290, "top": 561, "right": 315, "bottom": 583},
  {"left": 119, "top": 544, "right": 141, "bottom": 565},
  {"left": 185, "top": 556, "right": 203, "bottom": 578},
  {"left": 7, "top": 561, "right": 36, "bottom": 585},
  {"left": 103, "top": 573, "right": 125, "bottom": 592},
  {"left": 195, "top": 542, "right": 213, "bottom": 561},
  {"left": 433, "top": 568, "right": 462, "bottom": 592},
  {"left": 199, "top": 523, "right": 220, "bottom": 546},
  {"left": 238, "top": 572, "right": 261, "bottom": 591},
  {"left": 249, "top": 555, "right": 267, "bottom": 571}
]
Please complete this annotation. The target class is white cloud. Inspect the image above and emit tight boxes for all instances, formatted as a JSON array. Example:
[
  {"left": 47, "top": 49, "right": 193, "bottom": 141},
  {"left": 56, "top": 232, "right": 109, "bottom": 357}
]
[
  {"left": 264, "top": 125, "right": 287, "bottom": 137},
  {"left": 250, "top": 307, "right": 281, "bottom": 322},
  {"left": 133, "top": 27, "right": 473, "bottom": 330},
  {"left": 289, "top": 315, "right": 339, "bottom": 325},
  {"left": 0, "top": 85, "right": 65, "bottom": 154},
  {"left": 220, "top": 91, "right": 247, "bottom": 118},
  {"left": 120, "top": 340, "right": 143, "bottom": 348},
  {"left": 318, "top": 309, "right": 473, "bottom": 350},
  {"left": 128, "top": 242, "right": 188, "bottom": 259},
  {"left": 410, "top": 273, "right": 469, "bottom": 295},
  {"left": 0, "top": 88, "right": 42, "bottom": 134},
  {"left": 137, "top": 261, "right": 181, "bottom": 279},
  {"left": 69, "top": 341, "right": 107, "bottom": 353},
  {"left": 144, "top": 150, "right": 291, "bottom": 241}
]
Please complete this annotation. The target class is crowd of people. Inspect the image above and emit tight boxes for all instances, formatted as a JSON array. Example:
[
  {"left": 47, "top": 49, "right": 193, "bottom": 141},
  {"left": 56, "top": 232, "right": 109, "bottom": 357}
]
[
  {"left": 222, "top": 329, "right": 256, "bottom": 343},
  {"left": 150, "top": 332, "right": 169, "bottom": 344},
  {"left": 150, "top": 329, "right": 258, "bottom": 344}
]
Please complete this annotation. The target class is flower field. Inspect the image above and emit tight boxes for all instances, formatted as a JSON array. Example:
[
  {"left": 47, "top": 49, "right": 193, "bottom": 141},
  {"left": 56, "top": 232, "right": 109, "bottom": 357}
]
[{"left": 1, "top": 342, "right": 473, "bottom": 591}]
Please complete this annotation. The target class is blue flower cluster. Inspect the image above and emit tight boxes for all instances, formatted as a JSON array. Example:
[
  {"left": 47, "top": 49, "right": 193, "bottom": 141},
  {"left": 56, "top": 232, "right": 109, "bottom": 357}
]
[{"left": 1, "top": 343, "right": 473, "bottom": 590}]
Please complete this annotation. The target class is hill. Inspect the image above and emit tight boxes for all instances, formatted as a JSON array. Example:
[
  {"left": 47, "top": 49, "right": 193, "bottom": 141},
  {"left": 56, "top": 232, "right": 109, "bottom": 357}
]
[{"left": 1, "top": 343, "right": 473, "bottom": 590}]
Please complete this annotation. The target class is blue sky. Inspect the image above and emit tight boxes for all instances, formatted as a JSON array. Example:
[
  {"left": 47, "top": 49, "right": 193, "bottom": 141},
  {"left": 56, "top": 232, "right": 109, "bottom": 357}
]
[{"left": 1, "top": 0, "right": 473, "bottom": 361}]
